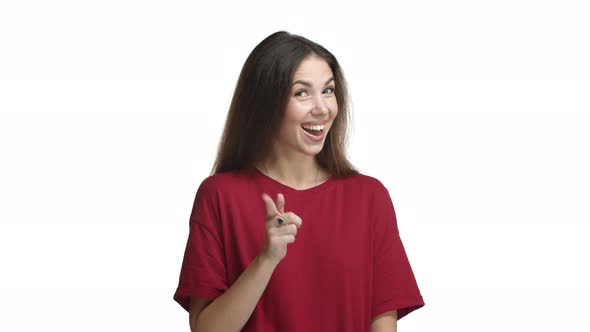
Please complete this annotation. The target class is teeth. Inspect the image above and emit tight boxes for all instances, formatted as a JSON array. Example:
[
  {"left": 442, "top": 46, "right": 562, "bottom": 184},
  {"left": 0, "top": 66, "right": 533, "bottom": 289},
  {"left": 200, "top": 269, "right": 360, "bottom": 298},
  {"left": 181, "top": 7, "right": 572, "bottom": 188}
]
[{"left": 301, "top": 124, "right": 325, "bottom": 131}]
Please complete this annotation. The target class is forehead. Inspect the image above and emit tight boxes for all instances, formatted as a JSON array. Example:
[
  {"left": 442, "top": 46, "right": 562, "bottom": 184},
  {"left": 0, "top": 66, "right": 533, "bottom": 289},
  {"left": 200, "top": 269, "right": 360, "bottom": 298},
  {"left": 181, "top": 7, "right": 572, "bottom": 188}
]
[{"left": 292, "top": 56, "right": 333, "bottom": 81}]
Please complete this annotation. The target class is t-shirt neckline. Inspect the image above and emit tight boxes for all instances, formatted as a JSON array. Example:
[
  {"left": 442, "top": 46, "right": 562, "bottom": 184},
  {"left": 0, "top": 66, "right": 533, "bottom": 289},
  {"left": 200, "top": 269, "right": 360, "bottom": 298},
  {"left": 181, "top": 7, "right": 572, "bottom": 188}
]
[{"left": 251, "top": 167, "right": 334, "bottom": 194}]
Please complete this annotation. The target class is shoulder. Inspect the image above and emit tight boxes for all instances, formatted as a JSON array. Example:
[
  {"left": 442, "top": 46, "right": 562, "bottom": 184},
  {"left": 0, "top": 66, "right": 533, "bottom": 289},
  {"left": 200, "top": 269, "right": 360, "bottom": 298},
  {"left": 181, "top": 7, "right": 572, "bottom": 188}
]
[
  {"left": 341, "top": 172, "right": 395, "bottom": 215},
  {"left": 190, "top": 171, "right": 247, "bottom": 220},
  {"left": 341, "top": 171, "right": 389, "bottom": 196},
  {"left": 196, "top": 169, "right": 252, "bottom": 196}
]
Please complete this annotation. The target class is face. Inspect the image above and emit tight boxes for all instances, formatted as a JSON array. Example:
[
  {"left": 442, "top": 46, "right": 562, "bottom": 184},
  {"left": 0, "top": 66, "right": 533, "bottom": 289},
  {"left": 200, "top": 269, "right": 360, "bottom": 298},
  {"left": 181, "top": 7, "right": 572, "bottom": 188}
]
[{"left": 273, "top": 55, "right": 338, "bottom": 157}]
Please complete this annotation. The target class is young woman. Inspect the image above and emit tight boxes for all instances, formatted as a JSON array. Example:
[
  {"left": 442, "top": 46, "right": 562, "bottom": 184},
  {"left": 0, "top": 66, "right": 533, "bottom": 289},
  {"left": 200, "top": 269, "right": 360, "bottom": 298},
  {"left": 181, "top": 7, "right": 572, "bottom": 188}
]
[{"left": 173, "top": 30, "right": 425, "bottom": 331}]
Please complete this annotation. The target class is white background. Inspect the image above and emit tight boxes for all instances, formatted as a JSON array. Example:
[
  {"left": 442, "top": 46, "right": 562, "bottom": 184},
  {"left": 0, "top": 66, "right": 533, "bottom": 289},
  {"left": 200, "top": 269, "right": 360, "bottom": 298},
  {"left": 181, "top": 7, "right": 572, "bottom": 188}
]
[{"left": 1, "top": 0, "right": 589, "bottom": 331}]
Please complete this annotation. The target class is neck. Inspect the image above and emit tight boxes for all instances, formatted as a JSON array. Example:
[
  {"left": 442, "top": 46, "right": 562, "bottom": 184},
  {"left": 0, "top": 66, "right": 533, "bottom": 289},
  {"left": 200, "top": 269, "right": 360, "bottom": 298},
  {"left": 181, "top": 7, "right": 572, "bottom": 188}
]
[{"left": 257, "top": 156, "right": 321, "bottom": 188}]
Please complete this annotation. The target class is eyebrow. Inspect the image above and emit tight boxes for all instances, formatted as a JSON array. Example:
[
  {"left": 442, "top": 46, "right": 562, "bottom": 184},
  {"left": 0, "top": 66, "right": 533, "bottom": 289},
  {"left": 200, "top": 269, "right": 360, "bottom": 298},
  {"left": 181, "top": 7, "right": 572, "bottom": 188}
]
[{"left": 291, "top": 76, "right": 334, "bottom": 88}]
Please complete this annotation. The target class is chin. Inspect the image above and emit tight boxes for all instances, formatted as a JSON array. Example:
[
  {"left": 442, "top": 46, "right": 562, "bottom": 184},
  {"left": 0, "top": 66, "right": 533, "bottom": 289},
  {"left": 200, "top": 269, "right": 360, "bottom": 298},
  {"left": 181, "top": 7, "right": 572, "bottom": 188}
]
[{"left": 302, "top": 142, "right": 325, "bottom": 154}]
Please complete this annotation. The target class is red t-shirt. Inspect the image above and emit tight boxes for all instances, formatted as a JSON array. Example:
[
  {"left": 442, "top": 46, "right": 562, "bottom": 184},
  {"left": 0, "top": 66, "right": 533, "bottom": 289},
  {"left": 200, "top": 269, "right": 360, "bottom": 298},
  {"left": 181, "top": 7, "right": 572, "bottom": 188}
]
[{"left": 173, "top": 167, "right": 424, "bottom": 330}]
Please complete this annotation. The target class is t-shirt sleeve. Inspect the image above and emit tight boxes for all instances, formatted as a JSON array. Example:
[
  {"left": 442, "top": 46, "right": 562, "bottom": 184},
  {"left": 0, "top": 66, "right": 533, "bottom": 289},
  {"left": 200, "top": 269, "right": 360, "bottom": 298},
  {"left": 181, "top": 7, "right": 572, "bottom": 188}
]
[
  {"left": 173, "top": 178, "right": 228, "bottom": 312},
  {"left": 371, "top": 182, "right": 425, "bottom": 321}
]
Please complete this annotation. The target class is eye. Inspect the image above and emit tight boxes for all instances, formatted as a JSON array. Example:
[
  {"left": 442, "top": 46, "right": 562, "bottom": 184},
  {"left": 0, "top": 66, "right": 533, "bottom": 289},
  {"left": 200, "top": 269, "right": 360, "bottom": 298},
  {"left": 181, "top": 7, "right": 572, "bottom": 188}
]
[
  {"left": 294, "top": 86, "right": 335, "bottom": 97},
  {"left": 294, "top": 90, "right": 308, "bottom": 97}
]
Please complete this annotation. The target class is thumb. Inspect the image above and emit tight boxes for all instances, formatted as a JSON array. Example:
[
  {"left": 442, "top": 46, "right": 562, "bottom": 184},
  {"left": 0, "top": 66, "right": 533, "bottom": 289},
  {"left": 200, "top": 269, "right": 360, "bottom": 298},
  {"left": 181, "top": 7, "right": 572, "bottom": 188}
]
[
  {"left": 276, "top": 193, "right": 285, "bottom": 214},
  {"left": 261, "top": 192, "right": 280, "bottom": 218}
]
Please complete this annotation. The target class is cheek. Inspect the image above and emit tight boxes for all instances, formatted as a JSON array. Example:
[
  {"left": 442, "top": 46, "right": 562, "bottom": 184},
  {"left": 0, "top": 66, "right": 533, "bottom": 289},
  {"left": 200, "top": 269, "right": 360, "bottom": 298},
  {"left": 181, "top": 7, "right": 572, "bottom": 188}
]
[
  {"left": 330, "top": 96, "right": 338, "bottom": 108},
  {"left": 279, "top": 108, "right": 303, "bottom": 136},
  {"left": 328, "top": 99, "right": 338, "bottom": 117},
  {"left": 284, "top": 102, "right": 308, "bottom": 122}
]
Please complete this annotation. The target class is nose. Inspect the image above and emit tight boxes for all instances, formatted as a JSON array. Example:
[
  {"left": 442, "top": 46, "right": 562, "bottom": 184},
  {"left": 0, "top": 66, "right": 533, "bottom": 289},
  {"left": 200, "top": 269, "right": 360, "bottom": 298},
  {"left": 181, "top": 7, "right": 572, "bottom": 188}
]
[{"left": 312, "top": 92, "right": 330, "bottom": 115}]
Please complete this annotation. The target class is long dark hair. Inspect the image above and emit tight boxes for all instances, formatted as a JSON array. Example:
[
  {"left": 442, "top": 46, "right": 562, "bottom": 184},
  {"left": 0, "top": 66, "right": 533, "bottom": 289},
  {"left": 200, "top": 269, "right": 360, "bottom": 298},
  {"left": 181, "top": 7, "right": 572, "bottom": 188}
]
[{"left": 210, "top": 30, "right": 359, "bottom": 178}]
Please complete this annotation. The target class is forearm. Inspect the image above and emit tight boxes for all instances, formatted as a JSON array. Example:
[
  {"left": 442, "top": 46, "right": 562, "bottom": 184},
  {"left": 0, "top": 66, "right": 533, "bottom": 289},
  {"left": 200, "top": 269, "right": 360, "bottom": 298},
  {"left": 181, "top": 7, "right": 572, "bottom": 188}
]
[{"left": 193, "top": 254, "right": 278, "bottom": 332}]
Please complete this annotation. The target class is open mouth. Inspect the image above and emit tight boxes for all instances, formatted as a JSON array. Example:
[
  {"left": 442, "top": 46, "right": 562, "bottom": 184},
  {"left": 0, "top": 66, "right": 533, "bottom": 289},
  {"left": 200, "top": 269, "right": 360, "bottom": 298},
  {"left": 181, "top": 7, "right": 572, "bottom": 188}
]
[{"left": 301, "top": 126, "right": 324, "bottom": 137}]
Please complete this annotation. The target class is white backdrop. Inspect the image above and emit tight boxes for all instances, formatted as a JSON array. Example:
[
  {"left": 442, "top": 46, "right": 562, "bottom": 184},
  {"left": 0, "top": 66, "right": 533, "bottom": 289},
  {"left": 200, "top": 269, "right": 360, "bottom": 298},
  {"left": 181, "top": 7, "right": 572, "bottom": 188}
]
[{"left": 1, "top": 0, "right": 589, "bottom": 331}]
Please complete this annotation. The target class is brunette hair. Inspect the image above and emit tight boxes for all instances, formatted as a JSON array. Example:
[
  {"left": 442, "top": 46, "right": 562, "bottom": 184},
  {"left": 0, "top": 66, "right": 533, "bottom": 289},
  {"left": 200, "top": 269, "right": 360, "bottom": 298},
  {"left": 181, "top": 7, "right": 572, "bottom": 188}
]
[{"left": 210, "top": 30, "right": 359, "bottom": 178}]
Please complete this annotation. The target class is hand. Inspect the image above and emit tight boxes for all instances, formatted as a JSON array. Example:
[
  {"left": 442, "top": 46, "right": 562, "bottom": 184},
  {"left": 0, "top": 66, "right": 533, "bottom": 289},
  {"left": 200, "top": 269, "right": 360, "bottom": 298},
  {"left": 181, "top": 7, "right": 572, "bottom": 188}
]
[{"left": 259, "top": 192, "right": 303, "bottom": 264}]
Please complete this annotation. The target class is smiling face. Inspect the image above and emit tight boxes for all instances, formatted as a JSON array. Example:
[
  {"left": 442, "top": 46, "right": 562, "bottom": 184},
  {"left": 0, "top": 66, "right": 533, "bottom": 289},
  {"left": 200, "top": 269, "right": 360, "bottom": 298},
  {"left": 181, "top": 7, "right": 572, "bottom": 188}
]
[{"left": 272, "top": 55, "right": 338, "bottom": 158}]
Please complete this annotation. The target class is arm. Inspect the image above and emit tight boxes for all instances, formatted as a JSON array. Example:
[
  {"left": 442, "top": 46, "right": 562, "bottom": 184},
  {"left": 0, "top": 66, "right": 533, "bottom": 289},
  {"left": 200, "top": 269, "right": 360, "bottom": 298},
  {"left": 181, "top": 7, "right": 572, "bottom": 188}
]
[
  {"left": 371, "top": 310, "right": 397, "bottom": 332},
  {"left": 191, "top": 254, "right": 278, "bottom": 332}
]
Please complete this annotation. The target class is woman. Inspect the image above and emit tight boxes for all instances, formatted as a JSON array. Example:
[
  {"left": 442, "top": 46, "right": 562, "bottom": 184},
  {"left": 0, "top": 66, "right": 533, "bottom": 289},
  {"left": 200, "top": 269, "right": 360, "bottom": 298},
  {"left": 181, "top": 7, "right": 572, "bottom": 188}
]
[{"left": 173, "top": 30, "right": 425, "bottom": 331}]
